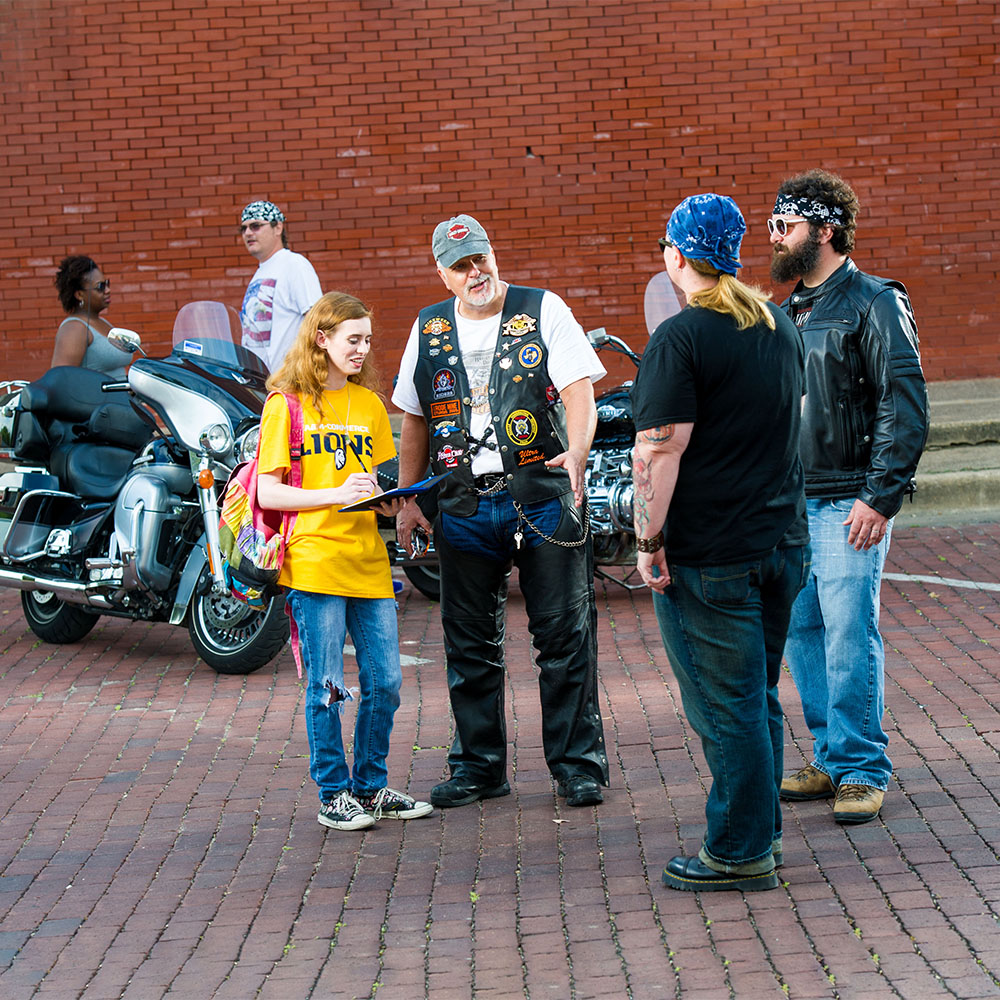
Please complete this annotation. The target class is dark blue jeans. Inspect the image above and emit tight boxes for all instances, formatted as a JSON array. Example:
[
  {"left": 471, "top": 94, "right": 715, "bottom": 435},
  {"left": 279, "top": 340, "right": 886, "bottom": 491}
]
[{"left": 653, "top": 545, "right": 810, "bottom": 873}]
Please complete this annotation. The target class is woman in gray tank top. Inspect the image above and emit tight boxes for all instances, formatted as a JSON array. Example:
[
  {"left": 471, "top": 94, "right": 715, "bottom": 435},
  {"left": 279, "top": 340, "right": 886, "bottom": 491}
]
[{"left": 51, "top": 255, "right": 133, "bottom": 379}]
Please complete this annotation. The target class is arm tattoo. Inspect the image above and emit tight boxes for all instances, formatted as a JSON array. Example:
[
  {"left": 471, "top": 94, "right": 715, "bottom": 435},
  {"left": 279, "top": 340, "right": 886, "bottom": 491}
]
[
  {"left": 632, "top": 453, "right": 654, "bottom": 536},
  {"left": 639, "top": 424, "right": 675, "bottom": 444}
]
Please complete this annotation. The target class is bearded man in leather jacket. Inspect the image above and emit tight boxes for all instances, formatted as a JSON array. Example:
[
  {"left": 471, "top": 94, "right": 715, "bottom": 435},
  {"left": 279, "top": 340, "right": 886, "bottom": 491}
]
[
  {"left": 393, "top": 214, "right": 609, "bottom": 810},
  {"left": 769, "top": 170, "right": 929, "bottom": 825}
]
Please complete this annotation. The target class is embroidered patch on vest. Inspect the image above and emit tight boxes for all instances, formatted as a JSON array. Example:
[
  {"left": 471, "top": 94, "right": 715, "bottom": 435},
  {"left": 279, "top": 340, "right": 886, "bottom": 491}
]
[
  {"left": 437, "top": 444, "right": 464, "bottom": 467},
  {"left": 516, "top": 447, "right": 545, "bottom": 467},
  {"left": 430, "top": 400, "right": 460, "bottom": 419},
  {"left": 432, "top": 369, "right": 456, "bottom": 399},
  {"left": 422, "top": 317, "right": 453, "bottom": 336},
  {"left": 502, "top": 313, "right": 537, "bottom": 337},
  {"left": 505, "top": 409, "right": 537, "bottom": 445},
  {"left": 517, "top": 343, "right": 542, "bottom": 369},
  {"left": 433, "top": 419, "right": 459, "bottom": 438}
]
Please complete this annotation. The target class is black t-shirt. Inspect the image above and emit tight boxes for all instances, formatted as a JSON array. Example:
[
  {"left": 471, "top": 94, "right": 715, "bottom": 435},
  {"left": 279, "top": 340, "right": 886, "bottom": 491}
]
[{"left": 631, "top": 301, "right": 808, "bottom": 565}]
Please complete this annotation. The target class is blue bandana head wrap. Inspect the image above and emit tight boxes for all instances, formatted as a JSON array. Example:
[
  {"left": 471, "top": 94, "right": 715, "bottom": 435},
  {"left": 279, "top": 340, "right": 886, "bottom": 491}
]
[
  {"left": 241, "top": 200, "right": 285, "bottom": 224},
  {"left": 665, "top": 193, "right": 745, "bottom": 275}
]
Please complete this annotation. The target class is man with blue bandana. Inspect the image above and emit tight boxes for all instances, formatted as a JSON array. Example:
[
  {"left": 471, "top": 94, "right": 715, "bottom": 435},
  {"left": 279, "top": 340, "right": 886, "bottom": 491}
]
[
  {"left": 769, "top": 170, "right": 928, "bottom": 824},
  {"left": 238, "top": 200, "right": 321, "bottom": 371},
  {"left": 632, "top": 193, "right": 809, "bottom": 892}
]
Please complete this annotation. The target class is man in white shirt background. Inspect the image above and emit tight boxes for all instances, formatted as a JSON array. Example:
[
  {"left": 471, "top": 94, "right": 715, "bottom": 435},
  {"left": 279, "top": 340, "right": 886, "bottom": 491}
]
[{"left": 239, "top": 200, "right": 322, "bottom": 372}]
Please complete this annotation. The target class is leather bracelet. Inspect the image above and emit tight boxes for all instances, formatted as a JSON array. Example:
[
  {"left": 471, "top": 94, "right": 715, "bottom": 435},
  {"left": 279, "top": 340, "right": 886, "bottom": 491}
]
[{"left": 635, "top": 532, "right": 664, "bottom": 553}]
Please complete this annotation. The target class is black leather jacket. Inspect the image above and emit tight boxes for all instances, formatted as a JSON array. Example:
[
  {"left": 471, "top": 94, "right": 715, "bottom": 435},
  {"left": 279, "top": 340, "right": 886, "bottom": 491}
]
[{"left": 783, "top": 259, "right": 928, "bottom": 519}]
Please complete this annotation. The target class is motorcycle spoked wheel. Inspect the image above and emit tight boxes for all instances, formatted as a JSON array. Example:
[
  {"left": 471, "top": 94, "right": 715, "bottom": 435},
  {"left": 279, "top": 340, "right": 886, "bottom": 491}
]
[
  {"left": 403, "top": 564, "right": 441, "bottom": 601},
  {"left": 21, "top": 590, "right": 100, "bottom": 644},
  {"left": 187, "top": 590, "right": 289, "bottom": 675}
]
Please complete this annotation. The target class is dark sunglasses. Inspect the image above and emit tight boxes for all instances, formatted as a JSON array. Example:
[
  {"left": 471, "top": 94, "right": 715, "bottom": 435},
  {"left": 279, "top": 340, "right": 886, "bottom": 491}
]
[
  {"left": 658, "top": 237, "right": 675, "bottom": 251},
  {"left": 90, "top": 279, "right": 111, "bottom": 292}
]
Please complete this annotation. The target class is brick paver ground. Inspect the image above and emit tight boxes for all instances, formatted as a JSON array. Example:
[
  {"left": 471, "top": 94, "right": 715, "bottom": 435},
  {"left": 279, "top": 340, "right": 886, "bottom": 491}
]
[{"left": 1, "top": 522, "right": 999, "bottom": 1000}]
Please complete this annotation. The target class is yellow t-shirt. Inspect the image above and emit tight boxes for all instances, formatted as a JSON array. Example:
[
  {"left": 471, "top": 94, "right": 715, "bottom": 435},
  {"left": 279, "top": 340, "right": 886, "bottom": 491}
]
[{"left": 257, "top": 386, "right": 396, "bottom": 598}]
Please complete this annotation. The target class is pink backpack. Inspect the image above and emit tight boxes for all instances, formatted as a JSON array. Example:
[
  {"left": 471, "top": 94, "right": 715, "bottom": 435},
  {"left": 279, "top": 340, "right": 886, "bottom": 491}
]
[{"left": 218, "top": 392, "right": 304, "bottom": 608}]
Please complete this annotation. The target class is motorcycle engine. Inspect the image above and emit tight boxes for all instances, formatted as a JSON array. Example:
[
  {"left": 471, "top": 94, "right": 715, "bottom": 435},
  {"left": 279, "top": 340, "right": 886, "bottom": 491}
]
[{"left": 585, "top": 447, "right": 634, "bottom": 535}]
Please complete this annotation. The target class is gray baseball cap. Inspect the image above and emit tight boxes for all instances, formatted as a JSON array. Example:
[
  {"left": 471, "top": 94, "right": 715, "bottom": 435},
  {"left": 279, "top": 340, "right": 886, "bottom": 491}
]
[{"left": 432, "top": 214, "right": 492, "bottom": 268}]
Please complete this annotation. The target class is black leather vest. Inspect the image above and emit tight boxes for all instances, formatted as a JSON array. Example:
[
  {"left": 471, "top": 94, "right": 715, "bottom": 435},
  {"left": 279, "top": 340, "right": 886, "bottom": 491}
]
[{"left": 413, "top": 286, "right": 571, "bottom": 516}]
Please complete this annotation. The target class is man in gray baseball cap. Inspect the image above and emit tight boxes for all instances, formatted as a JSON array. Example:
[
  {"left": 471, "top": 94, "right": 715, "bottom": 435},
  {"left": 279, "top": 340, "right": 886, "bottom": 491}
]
[{"left": 392, "top": 214, "right": 610, "bottom": 810}]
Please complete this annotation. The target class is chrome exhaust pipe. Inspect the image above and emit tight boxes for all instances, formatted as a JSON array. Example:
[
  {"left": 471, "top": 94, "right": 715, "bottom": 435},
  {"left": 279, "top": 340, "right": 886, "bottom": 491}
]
[{"left": 0, "top": 567, "right": 114, "bottom": 609}]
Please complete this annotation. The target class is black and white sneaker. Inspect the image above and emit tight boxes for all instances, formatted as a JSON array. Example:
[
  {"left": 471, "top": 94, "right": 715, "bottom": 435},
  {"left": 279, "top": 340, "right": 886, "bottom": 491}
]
[
  {"left": 318, "top": 791, "right": 376, "bottom": 831},
  {"left": 357, "top": 786, "right": 433, "bottom": 820}
]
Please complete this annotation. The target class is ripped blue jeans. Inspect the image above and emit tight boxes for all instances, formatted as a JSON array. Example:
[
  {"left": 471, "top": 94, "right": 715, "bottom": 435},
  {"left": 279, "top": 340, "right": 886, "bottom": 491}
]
[{"left": 285, "top": 590, "right": 402, "bottom": 802}]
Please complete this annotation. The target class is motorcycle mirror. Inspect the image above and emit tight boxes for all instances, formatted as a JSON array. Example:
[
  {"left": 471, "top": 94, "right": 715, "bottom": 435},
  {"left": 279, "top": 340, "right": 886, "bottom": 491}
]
[
  {"left": 643, "top": 272, "right": 685, "bottom": 336},
  {"left": 107, "top": 327, "right": 144, "bottom": 355},
  {"left": 586, "top": 327, "right": 610, "bottom": 347}
]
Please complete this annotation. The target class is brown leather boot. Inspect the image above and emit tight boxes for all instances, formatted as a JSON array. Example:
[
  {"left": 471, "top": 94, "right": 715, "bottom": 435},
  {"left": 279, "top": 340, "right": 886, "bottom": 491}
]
[
  {"left": 779, "top": 764, "right": 835, "bottom": 801},
  {"left": 833, "top": 784, "right": 884, "bottom": 824}
]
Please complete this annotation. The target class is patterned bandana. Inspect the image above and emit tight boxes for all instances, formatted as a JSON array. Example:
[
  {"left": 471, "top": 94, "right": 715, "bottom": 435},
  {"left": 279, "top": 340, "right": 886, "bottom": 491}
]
[
  {"left": 665, "top": 193, "right": 745, "bottom": 275},
  {"left": 772, "top": 195, "right": 845, "bottom": 226},
  {"left": 241, "top": 200, "right": 285, "bottom": 224}
]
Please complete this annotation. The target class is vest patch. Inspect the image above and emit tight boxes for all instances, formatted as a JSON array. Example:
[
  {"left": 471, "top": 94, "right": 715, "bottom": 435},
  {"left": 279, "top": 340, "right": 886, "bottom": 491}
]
[
  {"left": 437, "top": 444, "right": 464, "bottom": 467},
  {"left": 431, "top": 400, "right": 460, "bottom": 418},
  {"left": 502, "top": 313, "right": 538, "bottom": 337},
  {"left": 517, "top": 343, "right": 542, "bottom": 369},
  {"left": 432, "top": 369, "right": 456, "bottom": 398},
  {"left": 516, "top": 447, "right": 545, "bottom": 466},
  {"left": 422, "top": 317, "right": 452, "bottom": 336},
  {"left": 505, "top": 409, "right": 537, "bottom": 445}
]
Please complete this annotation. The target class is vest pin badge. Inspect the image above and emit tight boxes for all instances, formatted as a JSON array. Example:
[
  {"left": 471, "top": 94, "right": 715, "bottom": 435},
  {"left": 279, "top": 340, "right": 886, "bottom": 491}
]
[
  {"left": 449, "top": 356, "right": 458, "bottom": 365},
  {"left": 499, "top": 357, "right": 512, "bottom": 369},
  {"left": 429, "top": 337, "right": 441, "bottom": 346},
  {"left": 443, "top": 343, "right": 453, "bottom": 351},
  {"left": 502, "top": 313, "right": 537, "bottom": 337},
  {"left": 517, "top": 343, "right": 542, "bottom": 369},
  {"left": 513, "top": 375, "right": 523, "bottom": 382}
]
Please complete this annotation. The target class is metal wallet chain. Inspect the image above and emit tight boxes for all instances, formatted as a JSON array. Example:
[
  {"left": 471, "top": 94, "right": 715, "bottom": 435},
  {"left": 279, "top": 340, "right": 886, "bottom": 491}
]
[{"left": 511, "top": 496, "right": 590, "bottom": 549}]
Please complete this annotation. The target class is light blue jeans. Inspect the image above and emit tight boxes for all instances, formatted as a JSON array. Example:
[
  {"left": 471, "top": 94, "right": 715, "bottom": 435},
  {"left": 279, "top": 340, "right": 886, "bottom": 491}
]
[
  {"left": 285, "top": 590, "right": 402, "bottom": 802},
  {"left": 783, "top": 498, "right": 893, "bottom": 790}
]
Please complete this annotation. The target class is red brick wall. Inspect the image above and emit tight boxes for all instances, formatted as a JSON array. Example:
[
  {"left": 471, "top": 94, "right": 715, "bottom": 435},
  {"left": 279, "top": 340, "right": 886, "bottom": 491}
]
[{"left": 2, "top": 0, "right": 997, "bottom": 387}]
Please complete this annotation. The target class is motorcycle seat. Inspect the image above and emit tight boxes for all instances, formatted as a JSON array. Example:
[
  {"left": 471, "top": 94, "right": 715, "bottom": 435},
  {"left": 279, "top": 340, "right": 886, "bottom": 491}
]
[{"left": 50, "top": 442, "right": 137, "bottom": 500}]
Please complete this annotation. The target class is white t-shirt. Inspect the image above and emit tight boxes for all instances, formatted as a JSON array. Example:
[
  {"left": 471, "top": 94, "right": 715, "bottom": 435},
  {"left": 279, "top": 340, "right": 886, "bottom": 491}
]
[
  {"left": 240, "top": 248, "right": 322, "bottom": 372},
  {"left": 392, "top": 288, "right": 606, "bottom": 475}
]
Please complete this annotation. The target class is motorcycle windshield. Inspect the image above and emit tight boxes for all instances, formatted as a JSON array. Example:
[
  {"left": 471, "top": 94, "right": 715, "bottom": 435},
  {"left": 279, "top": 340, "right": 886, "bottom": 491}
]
[{"left": 170, "top": 300, "right": 270, "bottom": 378}]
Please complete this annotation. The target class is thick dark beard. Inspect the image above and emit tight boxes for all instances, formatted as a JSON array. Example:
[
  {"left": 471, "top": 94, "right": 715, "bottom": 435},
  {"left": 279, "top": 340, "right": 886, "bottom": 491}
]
[{"left": 770, "top": 227, "right": 822, "bottom": 284}]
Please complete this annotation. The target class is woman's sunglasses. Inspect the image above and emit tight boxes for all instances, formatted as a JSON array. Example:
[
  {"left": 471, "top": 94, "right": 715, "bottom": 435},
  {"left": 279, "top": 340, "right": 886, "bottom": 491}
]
[{"left": 90, "top": 279, "right": 111, "bottom": 292}]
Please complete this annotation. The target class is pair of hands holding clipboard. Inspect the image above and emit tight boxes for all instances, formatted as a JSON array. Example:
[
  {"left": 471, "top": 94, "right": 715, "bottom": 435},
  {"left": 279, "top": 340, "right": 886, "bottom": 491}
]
[{"left": 338, "top": 471, "right": 453, "bottom": 514}]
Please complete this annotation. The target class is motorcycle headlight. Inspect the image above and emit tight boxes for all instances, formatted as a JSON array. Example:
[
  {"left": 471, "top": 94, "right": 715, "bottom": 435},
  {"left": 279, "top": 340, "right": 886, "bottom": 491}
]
[
  {"left": 199, "top": 422, "right": 233, "bottom": 457},
  {"left": 236, "top": 426, "right": 260, "bottom": 463}
]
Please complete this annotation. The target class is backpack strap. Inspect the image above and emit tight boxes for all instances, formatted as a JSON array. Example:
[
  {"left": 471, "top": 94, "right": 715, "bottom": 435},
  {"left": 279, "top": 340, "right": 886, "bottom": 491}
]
[{"left": 274, "top": 391, "right": 306, "bottom": 676}]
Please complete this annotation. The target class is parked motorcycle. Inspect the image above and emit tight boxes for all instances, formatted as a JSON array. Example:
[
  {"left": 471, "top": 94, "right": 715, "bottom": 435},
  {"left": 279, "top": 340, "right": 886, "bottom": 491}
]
[
  {"left": 379, "top": 273, "right": 684, "bottom": 599},
  {"left": 0, "top": 303, "right": 288, "bottom": 674}
]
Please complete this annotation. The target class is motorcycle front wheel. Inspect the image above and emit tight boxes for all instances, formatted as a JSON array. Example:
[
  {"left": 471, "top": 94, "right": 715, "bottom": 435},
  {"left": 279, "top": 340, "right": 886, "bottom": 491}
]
[
  {"left": 187, "top": 590, "right": 289, "bottom": 674},
  {"left": 21, "top": 590, "right": 99, "bottom": 644}
]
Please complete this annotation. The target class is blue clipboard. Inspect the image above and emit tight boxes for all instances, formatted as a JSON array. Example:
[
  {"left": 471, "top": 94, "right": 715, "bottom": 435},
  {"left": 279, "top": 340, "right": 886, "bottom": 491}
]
[{"left": 337, "top": 470, "right": 453, "bottom": 513}]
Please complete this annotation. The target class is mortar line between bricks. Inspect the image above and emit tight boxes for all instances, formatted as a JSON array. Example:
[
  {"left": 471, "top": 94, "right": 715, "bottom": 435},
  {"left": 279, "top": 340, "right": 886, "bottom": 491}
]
[
  {"left": 554, "top": 768, "right": 578, "bottom": 1000},
  {"left": 513, "top": 778, "right": 531, "bottom": 999}
]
